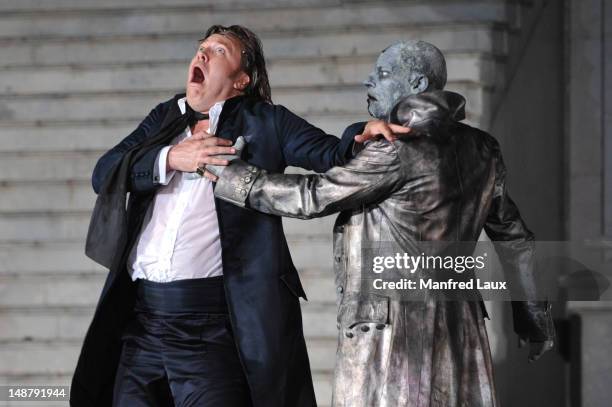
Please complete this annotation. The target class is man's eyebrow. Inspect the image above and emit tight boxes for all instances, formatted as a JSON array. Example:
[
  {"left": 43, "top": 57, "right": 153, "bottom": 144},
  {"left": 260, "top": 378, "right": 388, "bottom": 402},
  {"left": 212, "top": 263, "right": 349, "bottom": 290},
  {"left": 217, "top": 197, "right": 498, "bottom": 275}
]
[{"left": 197, "top": 38, "right": 233, "bottom": 50}]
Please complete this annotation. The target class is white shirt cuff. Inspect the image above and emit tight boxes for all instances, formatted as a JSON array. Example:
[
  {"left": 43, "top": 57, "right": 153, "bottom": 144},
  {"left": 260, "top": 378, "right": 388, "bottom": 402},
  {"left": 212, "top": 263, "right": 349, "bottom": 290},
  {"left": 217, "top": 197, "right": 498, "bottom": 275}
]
[{"left": 154, "top": 146, "right": 176, "bottom": 185}]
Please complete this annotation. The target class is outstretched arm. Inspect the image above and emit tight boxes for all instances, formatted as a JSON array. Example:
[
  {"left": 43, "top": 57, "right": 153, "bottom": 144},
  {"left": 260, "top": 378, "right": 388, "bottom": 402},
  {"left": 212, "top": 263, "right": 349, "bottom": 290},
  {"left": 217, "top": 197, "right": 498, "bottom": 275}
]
[
  {"left": 484, "top": 140, "right": 555, "bottom": 362},
  {"left": 273, "top": 106, "right": 409, "bottom": 173},
  {"left": 214, "top": 139, "right": 403, "bottom": 219},
  {"left": 92, "top": 102, "right": 167, "bottom": 194}
]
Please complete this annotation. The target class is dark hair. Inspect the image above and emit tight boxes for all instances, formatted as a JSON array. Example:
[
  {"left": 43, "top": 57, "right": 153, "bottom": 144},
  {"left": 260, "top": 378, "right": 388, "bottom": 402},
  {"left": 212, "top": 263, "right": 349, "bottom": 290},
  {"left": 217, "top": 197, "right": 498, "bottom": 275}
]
[{"left": 202, "top": 25, "right": 272, "bottom": 103}]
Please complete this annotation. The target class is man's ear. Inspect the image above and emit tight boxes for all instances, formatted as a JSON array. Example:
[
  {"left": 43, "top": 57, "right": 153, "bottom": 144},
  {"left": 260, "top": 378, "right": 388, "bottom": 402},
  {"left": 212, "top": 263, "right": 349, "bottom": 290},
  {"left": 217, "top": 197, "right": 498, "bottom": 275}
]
[
  {"left": 409, "top": 73, "right": 429, "bottom": 94},
  {"left": 234, "top": 72, "right": 251, "bottom": 91}
]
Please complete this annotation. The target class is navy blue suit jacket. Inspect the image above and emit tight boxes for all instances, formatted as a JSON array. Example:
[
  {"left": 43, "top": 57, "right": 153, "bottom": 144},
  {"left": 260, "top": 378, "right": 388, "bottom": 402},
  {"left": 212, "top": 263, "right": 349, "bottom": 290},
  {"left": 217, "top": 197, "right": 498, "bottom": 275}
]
[{"left": 71, "top": 94, "right": 361, "bottom": 407}]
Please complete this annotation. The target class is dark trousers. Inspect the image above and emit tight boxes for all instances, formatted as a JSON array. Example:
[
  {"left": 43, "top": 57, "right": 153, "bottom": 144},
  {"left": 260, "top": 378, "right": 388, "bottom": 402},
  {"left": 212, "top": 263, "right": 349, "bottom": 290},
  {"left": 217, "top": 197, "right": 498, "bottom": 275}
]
[{"left": 112, "top": 276, "right": 252, "bottom": 407}]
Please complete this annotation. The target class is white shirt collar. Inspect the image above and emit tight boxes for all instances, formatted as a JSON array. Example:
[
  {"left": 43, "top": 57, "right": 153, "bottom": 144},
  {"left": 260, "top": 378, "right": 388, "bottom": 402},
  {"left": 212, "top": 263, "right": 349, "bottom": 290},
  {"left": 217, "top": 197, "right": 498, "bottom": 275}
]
[{"left": 177, "top": 97, "right": 225, "bottom": 135}]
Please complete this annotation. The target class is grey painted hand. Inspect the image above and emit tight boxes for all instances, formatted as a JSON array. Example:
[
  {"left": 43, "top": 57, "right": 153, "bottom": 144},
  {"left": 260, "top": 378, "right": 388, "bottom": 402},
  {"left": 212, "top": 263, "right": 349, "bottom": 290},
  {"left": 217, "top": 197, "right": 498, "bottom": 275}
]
[
  {"left": 204, "top": 136, "right": 247, "bottom": 179},
  {"left": 519, "top": 337, "right": 555, "bottom": 362}
]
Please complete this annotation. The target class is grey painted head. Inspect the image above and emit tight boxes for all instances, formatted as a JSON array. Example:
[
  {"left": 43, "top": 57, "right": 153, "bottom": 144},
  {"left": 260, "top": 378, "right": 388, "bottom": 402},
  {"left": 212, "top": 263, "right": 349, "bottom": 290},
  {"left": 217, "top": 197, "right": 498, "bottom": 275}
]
[{"left": 364, "top": 40, "right": 447, "bottom": 119}]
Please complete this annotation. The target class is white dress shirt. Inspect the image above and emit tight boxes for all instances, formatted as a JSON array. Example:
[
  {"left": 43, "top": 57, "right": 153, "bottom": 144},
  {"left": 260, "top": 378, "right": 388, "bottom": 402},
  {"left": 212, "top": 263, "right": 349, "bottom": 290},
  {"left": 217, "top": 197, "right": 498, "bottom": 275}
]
[{"left": 127, "top": 98, "right": 225, "bottom": 282}]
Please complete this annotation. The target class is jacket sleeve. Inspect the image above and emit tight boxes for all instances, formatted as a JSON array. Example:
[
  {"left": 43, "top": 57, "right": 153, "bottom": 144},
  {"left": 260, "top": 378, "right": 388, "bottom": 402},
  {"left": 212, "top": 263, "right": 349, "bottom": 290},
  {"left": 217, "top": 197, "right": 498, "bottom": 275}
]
[
  {"left": 91, "top": 102, "right": 167, "bottom": 194},
  {"left": 274, "top": 106, "right": 363, "bottom": 172},
  {"left": 214, "top": 139, "right": 402, "bottom": 219},
  {"left": 484, "top": 140, "right": 555, "bottom": 343}
]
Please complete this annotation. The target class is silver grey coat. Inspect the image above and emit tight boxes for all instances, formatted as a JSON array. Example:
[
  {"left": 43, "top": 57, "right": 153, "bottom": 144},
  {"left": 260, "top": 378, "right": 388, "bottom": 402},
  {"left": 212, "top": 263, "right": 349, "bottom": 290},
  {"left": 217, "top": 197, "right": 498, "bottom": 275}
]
[{"left": 214, "top": 91, "right": 554, "bottom": 407}]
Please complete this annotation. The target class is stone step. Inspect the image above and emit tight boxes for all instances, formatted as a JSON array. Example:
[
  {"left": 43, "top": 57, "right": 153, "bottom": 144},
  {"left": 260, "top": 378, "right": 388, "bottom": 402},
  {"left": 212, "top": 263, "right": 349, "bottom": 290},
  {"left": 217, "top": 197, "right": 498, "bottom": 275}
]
[
  {"left": 0, "top": 152, "right": 100, "bottom": 182},
  {"left": 0, "top": 274, "right": 105, "bottom": 308},
  {"left": 0, "top": 174, "right": 358, "bottom": 221},
  {"left": 0, "top": 377, "right": 69, "bottom": 407},
  {"left": 0, "top": 236, "right": 332, "bottom": 274},
  {"left": 0, "top": 336, "right": 336, "bottom": 376},
  {"left": 0, "top": 109, "right": 485, "bottom": 155},
  {"left": 0, "top": 341, "right": 82, "bottom": 377},
  {"left": 0, "top": 24, "right": 506, "bottom": 68},
  {"left": 0, "top": 212, "right": 334, "bottom": 242},
  {"left": 0, "top": 123, "right": 134, "bottom": 153},
  {"left": 0, "top": 82, "right": 487, "bottom": 124},
  {"left": 0, "top": 262, "right": 335, "bottom": 307},
  {"left": 0, "top": 0, "right": 343, "bottom": 12},
  {"left": 2, "top": 0, "right": 513, "bottom": 10},
  {"left": 314, "top": 371, "right": 333, "bottom": 407},
  {"left": 0, "top": 242, "right": 104, "bottom": 274},
  {"left": 0, "top": 371, "right": 333, "bottom": 407},
  {"left": 0, "top": 53, "right": 501, "bottom": 95},
  {"left": 0, "top": 370, "right": 333, "bottom": 407},
  {"left": 0, "top": 181, "right": 96, "bottom": 213},
  {"left": 0, "top": 308, "right": 95, "bottom": 344},
  {"left": 0, "top": 298, "right": 338, "bottom": 343},
  {"left": 0, "top": 213, "right": 89, "bottom": 243},
  {"left": 0, "top": 113, "right": 369, "bottom": 154},
  {"left": 0, "top": 371, "right": 332, "bottom": 407},
  {"left": 0, "top": 2, "right": 508, "bottom": 40},
  {"left": 0, "top": 181, "right": 328, "bottom": 239},
  {"left": 0, "top": 236, "right": 333, "bottom": 273}
]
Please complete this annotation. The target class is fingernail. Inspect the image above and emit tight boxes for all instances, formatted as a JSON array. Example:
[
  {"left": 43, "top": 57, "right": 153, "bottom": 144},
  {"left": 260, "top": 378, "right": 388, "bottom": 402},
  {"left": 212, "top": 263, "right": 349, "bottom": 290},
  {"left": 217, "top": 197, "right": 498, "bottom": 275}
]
[{"left": 231, "top": 148, "right": 236, "bottom": 153}]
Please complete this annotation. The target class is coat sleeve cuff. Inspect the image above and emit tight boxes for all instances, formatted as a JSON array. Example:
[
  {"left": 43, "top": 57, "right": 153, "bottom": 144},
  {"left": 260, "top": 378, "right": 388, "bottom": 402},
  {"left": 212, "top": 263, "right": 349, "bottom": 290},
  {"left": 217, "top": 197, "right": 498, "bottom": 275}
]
[
  {"left": 341, "top": 121, "right": 367, "bottom": 159},
  {"left": 154, "top": 146, "right": 176, "bottom": 185},
  {"left": 512, "top": 301, "right": 555, "bottom": 342},
  {"left": 214, "top": 160, "right": 263, "bottom": 207}
]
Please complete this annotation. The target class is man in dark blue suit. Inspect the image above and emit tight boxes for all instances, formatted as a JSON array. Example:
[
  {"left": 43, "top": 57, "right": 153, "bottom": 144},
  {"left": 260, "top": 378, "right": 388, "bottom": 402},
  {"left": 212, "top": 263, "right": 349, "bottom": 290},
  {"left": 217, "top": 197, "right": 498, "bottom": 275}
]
[{"left": 71, "top": 25, "right": 408, "bottom": 407}]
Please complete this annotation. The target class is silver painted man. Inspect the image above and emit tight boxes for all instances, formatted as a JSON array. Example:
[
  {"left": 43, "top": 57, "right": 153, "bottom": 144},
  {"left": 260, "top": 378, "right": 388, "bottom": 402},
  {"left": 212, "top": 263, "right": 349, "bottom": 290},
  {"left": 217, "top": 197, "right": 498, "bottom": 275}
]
[{"left": 209, "top": 41, "right": 555, "bottom": 406}]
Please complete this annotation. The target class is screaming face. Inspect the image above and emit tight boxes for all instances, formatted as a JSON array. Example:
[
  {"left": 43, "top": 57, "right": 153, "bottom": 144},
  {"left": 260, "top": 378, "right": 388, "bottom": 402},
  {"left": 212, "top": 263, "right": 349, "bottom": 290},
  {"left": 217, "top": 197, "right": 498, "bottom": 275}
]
[{"left": 186, "top": 33, "right": 250, "bottom": 113}]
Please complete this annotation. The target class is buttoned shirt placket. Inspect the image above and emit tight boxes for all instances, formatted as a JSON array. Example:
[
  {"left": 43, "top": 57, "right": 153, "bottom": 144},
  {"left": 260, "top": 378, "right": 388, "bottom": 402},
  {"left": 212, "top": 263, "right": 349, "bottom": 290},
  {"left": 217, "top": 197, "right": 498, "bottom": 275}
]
[{"left": 128, "top": 99, "right": 225, "bottom": 282}]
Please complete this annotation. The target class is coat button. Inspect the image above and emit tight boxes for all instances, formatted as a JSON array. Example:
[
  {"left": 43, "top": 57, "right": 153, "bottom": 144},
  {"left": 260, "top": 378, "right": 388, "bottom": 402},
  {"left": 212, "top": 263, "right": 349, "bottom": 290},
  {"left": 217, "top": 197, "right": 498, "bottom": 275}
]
[
  {"left": 345, "top": 331, "right": 354, "bottom": 338},
  {"left": 360, "top": 325, "right": 370, "bottom": 332},
  {"left": 376, "top": 324, "right": 386, "bottom": 330}
]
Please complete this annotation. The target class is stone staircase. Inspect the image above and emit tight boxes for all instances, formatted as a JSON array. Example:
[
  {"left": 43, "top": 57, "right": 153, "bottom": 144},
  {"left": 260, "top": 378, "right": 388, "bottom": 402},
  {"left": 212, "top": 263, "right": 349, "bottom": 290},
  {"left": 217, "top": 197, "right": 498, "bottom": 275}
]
[{"left": 0, "top": 0, "right": 542, "bottom": 405}]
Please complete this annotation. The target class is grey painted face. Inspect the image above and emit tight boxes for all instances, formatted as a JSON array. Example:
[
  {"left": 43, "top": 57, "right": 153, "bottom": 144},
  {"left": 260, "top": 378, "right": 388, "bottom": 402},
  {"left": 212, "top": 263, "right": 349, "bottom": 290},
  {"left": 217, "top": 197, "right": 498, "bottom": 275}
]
[{"left": 364, "top": 41, "right": 447, "bottom": 119}]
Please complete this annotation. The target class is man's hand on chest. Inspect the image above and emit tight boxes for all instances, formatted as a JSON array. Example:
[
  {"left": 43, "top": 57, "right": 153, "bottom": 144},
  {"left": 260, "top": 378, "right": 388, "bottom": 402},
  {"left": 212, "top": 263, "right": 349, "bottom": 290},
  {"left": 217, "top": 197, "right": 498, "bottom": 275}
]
[{"left": 167, "top": 120, "right": 236, "bottom": 178}]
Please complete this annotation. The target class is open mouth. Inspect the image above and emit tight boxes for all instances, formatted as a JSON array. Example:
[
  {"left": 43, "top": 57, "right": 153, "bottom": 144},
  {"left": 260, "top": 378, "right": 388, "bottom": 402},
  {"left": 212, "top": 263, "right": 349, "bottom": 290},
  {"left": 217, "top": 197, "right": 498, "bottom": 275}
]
[{"left": 190, "top": 66, "right": 205, "bottom": 84}]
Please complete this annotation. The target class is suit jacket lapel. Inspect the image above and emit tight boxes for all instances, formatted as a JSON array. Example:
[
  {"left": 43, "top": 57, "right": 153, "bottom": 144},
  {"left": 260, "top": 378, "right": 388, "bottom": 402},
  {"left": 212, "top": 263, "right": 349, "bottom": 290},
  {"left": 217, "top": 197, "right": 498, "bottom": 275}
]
[{"left": 216, "top": 95, "right": 246, "bottom": 143}]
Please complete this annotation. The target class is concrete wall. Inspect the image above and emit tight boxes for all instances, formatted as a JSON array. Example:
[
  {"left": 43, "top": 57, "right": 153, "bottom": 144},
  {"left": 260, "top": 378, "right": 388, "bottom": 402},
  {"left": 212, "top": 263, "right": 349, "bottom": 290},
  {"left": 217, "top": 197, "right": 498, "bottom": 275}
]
[
  {"left": 489, "top": 1, "right": 567, "bottom": 406},
  {"left": 565, "top": 0, "right": 612, "bottom": 405}
]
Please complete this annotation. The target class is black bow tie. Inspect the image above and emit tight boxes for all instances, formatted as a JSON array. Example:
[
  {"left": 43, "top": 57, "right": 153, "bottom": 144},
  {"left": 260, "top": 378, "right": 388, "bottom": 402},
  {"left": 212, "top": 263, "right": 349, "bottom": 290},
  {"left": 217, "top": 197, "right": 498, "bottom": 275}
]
[{"left": 185, "top": 102, "right": 210, "bottom": 126}]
